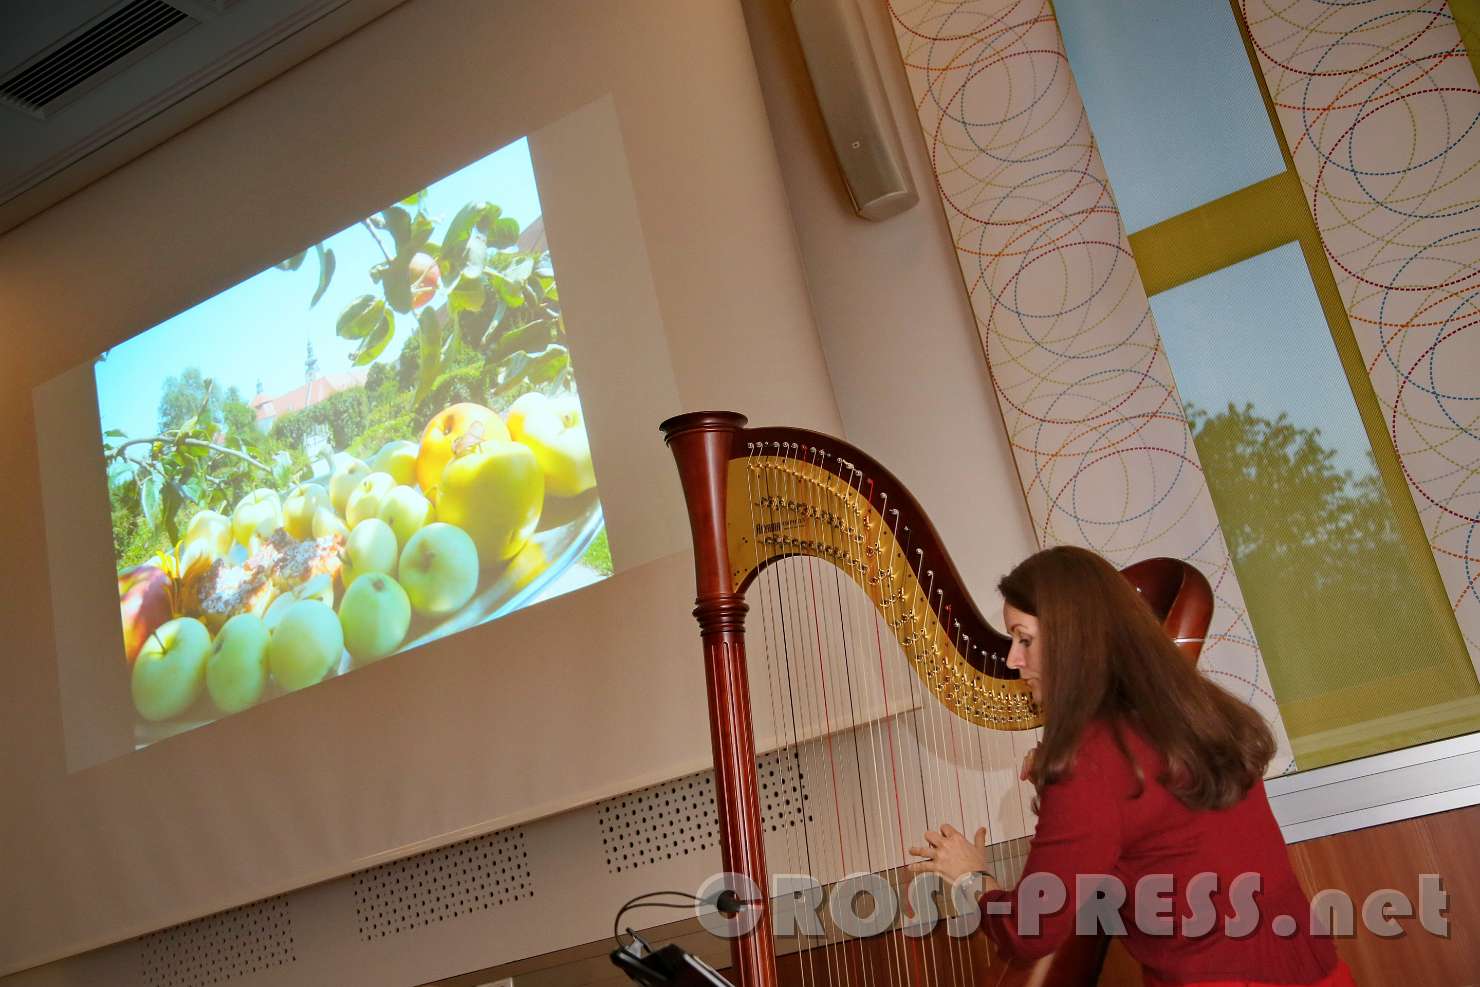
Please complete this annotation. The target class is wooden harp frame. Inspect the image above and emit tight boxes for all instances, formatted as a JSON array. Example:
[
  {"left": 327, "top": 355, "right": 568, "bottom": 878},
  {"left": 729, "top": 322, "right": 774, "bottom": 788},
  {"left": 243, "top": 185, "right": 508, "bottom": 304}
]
[{"left": 661, "top": 411, "right": 1213, "bottom": 987}]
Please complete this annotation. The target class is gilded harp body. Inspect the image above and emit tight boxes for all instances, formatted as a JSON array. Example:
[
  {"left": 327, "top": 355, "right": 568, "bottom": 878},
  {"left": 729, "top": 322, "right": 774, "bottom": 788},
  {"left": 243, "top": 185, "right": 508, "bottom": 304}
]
[{"left": 662, "top": 412, "right": 1212, "bottom": 987}]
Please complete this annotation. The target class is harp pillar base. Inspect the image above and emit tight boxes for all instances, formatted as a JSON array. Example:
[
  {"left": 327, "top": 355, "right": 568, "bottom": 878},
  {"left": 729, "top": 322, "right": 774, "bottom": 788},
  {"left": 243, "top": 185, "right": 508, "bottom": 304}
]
[{"left": 695, "top": 593, "right": 776, "bottom": 987}]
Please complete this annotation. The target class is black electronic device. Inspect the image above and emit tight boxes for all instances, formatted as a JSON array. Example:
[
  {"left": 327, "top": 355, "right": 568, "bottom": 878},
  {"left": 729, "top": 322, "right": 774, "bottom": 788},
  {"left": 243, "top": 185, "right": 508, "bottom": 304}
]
[{"left": 610, "top": 938, "right": 736, "bottom": 987}]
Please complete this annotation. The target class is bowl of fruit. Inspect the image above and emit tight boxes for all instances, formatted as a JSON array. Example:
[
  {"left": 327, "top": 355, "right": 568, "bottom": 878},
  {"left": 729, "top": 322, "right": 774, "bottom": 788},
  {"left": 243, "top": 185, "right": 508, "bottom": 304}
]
[{"left": 121, "top": 391, "right": 605, "bottom": 749}]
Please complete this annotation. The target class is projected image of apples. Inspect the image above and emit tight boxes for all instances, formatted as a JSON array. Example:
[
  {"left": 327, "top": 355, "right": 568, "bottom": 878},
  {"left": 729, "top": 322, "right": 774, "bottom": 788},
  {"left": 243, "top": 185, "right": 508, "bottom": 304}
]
[{"left": 96, "top": 138, "right": 609, "bottom": 749}]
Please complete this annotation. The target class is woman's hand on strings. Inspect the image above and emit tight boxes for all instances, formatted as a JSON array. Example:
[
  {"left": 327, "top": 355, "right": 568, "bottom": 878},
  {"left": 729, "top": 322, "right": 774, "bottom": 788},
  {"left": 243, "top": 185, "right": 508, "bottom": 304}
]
[
  {"left": 1020, "top": 745, "right": 1038, "bottom": 782},
  {"left": 907, "top": 823, "right": 991, "bottom": 884}
]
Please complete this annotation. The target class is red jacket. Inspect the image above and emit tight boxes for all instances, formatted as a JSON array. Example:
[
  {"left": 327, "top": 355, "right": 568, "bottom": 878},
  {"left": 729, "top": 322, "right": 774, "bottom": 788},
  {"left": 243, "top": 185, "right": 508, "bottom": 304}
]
[{"left": 980, "top": 721, "right": 1338, "bottom": 984}]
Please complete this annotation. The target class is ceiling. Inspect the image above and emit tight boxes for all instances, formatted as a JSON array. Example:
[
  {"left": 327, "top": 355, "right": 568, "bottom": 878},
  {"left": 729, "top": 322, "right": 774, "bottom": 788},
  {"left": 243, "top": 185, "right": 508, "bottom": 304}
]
[{"left": 0, "top": 0, "right": 405, "bottom": 234}]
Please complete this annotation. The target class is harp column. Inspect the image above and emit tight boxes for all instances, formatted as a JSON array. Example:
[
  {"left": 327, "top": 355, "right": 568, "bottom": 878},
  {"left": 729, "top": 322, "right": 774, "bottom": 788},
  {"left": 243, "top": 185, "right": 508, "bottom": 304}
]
[{"left": 660, "top": 412, "right": 777, "bottom": 987}]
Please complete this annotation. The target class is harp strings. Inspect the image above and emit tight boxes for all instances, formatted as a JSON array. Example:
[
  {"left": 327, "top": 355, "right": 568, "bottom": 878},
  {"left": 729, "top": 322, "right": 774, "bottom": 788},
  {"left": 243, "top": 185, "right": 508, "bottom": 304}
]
[
  {"left": 740, "top": 441, "right": 1034, "bottom": 986},
  {"left": 747, "top": 442, "right": 820, "bottom": 987},
  {"left": 784, "top": 441, "right": 853, "bottom": 987}
]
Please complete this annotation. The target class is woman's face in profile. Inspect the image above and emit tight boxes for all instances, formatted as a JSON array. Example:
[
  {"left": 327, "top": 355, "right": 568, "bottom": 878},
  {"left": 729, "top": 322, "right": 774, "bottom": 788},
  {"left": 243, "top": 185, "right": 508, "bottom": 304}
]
[{"left": 1003, "top": 603, "right": 1043, "bottom": 702}]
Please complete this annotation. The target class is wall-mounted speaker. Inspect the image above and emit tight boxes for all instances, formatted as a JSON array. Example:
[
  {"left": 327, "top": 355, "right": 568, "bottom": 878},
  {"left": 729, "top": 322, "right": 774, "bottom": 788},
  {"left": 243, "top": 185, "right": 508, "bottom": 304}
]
[{"left": 790, "top": 0, "right": 919, "bottom": 221}]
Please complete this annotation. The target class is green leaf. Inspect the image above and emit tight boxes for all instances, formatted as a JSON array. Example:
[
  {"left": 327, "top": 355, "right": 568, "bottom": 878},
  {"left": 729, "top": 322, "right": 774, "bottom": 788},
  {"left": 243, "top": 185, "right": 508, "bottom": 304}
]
[
  {"left": 104, "top": 428, "right": 126, "bottom": 438},
  {"left": 381, "top": 207, "right": 435, "bottom": 258},
  {"left": 275, "top": 250, "right": 307, "bottom": 272},
  {"left": 161, "top": 482, "right": 184, "bottom": 545},
  {"left": 140, "top": 474, "right": 163, "bottom": 532},
  {"left": 310, "top": 244, "right": 335, "bottom": 308},
  {"left": 401, "top": 189, "right": 427, "bottom": 208},
  {"left": 382, "top": 258, "right": 414, "bottom": 313},
  {"left": 448, "top": 275, "right": 485, "bottom": 315},
  {"left": 490, "top": 271, "right": 525, "bottom": 308},
  {"left": 382, "top": 207, "right": 412, "bottom": 253},
  {"left": 410, "top": 215, "right": 434, "bottom": 251},
  {"left": 448, "top": 274, "right": 489, "bottom": 342},
  {"left": 414, "top": 309, "right": 444, "bottom": 406},
  {"left": 490, "top": 344, "right": 570, "bottom": 402},
  {"left": 490, "top": 216, "right": 521, "bottom": 250},
  {"left": 350, "top": 307, "right": 394, "bottom": 365},
  {"left": 503, "top": 255, "right": 534, "bottom": 284},
  {"left": 488, "top": 297, "right": 511, "bottom": 335},
  {"left": 337, "top": 296, "right": 385, "bottom": 339},
  {"left": 486, "top": 319, "right": 554, "bottom": 363},
  {"left": 440, "top": 203, "right": 480, "bottom": 260},
  {"left": 377, "top": 208, "right": 436, "bottom": 313},
  {"left": 438, "top": 201, "right": 501, "bottom": 279},
  {"left": 462, "top": 226, "right": 488, "bottom": 279}
]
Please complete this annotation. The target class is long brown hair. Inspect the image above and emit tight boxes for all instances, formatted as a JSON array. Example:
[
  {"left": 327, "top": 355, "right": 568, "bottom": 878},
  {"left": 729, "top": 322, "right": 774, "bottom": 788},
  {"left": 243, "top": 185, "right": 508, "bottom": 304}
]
[{"left": 999, "top": 545, "right": 1274, "bottom": 811}]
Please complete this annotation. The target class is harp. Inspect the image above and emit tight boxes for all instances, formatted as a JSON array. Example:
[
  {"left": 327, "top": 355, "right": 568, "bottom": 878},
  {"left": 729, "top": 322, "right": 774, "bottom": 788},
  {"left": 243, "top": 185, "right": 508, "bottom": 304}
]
[{"left": 661, "top": 412, "right": 1213, "bottom": 987}]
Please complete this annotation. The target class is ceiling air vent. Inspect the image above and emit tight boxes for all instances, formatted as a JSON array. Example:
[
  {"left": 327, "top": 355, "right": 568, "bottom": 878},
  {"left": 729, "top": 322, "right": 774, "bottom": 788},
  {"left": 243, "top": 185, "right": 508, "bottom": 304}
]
[{"left": 0, "top": 1, "right": 196, "bottom": 120}]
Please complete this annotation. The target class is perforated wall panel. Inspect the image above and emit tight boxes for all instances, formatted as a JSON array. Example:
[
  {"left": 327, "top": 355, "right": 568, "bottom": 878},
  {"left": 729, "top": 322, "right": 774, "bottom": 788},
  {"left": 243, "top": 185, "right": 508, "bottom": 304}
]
[
  {"left": 137, "top": 896, "right": 294, "bottom": 987},
  {"left": 598, "top": 748, "right": 812, "bottom": 874},
  {"left": 351, "top": 826, "right": 532, "bottom": 941}
]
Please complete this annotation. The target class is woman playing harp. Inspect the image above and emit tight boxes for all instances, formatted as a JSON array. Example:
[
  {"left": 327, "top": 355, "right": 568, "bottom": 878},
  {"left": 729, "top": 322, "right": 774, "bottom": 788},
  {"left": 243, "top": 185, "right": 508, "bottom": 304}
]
[
  {"left": 909, "top": 546, "right": 1356, "bottom": 987},
  {"left": 661, "top": 412, "right": 1300, "bottom": 987}
]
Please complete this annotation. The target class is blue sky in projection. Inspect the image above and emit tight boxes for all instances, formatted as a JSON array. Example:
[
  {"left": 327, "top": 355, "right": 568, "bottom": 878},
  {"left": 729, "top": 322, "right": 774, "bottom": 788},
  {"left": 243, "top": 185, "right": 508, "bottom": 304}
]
[
  {"left": 95, "top": 137, "right": 543, "bottom": 442},
  {"left": 1150, "top": 242, "right": 1376, "bottom": 478},
  {"left": 1055, "top": 0, "right": 1285, "bottom": 232}
]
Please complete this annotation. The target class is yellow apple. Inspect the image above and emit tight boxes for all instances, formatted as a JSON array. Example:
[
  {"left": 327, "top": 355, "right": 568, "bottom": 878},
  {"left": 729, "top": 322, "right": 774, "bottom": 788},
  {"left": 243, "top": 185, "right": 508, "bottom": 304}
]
[
  {"left": 268, "top": 599, "right": 343, "bottom": 692},
  {"left": 415, "top": 402, "right": 508, "bottom": 501},
  {"left": 398, "top": 523, "right": 479, "bottom": 615},
  {"left": 341, "top": 517, "right": 398, "bottom": 586},
  {"left": 509, "top": 397, "right": 596, "bottom": 497},
  {"left": 369, "top": 439, "right": 419, "bottom": 486},
  {"left": 378, "top": 484, "right": 434, "bottom": 545},
  {"left": 131, "top": 616, "right": 211, "bottom": 721},
  {"left": 282, "top": 482, "right": 330, "bottom": 539},
  {"left": 206, "top": 613, "right": 269, "bottom": 713},
  {"left": 177, "top": 538, "right": 220, "bottom": 575},
  {"left": 184, "top": 510, "right": 232, "bottom": 558},
  {"left": 312, "top": 506, "right": 350, "bottom": 541},
  {"left": 504, "top": 391, "right": 548, "bottom": 442},
  {"left": 345, "top": 471, "right": 396, "bottom": 528},
  {"left": 339, "top": 573, "right": 412, "bottom": 663},
  {"left": 436, "top": 441, "right": 544, "bottom": 563},
  {"left": 329, "top": 456, "right": 370, "bottom": 515},
  {"left": 547, "top": 391, "right": 583, "bottom": 428},
  {"left": 232, "top": 489, "right": 283, "bottom": 547},
  {"left": 263, "top": 573, "right": 336, "bottom": 633}
]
